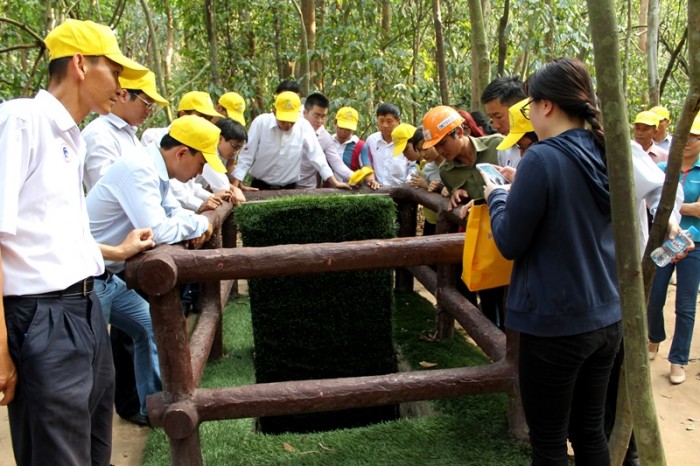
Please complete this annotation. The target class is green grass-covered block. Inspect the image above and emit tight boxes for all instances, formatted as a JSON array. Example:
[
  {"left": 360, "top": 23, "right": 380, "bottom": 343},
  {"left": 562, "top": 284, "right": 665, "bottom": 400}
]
[{"left": 235, "top": 195, "right": 399, "bottom": 433}]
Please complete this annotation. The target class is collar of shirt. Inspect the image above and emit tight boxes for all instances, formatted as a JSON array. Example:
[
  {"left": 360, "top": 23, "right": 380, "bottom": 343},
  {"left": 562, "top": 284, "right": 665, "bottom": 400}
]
[
  {"left": 333, "top": 134, "right": 359, "bottom": 147},
  {"left": 147, "top": 142, "right": 170, "bottom": 183},
  {"left": 38, "top": 90, "right": 82, "bottom": 144},
  {"left": 102, "top": 112, "right": 137, "bottom": 135}
]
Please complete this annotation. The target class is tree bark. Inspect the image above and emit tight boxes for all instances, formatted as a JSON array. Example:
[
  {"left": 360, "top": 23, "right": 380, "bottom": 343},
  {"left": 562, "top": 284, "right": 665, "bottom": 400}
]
[
  {"left": 639, "top": 0, "right": 649, "bottom": 53},
  {"left": 138, "top": 0, "right": 171, "bottom": 121},
  {"left": 467, "top": 0, "right": 490, "bottom": 109},
  {"left": 204, "top": 0, "right": 220, "bottom": 89},
  {"left": 432, "top": 0, "right": 449, "bottom": 105},
  {"left": 297, "top": 0, "right": 315, "bottom": 95},
  {"left": 646, "top": 0, "right": 660, "bottom": 105},
  {"left": 496, "top": 0, "right": 510, "bottom": 77},
  {"left": 381, "top": 0, "right": 391, "bottom": 42},
  {"left": 586, "top": 1, "right": 666, "bottom": 464}
]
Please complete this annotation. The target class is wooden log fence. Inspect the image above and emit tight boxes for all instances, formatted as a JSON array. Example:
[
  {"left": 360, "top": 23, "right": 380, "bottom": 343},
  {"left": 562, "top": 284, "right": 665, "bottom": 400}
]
[{"left": 124, "top": 186, "right": 527, "bottom": 465}]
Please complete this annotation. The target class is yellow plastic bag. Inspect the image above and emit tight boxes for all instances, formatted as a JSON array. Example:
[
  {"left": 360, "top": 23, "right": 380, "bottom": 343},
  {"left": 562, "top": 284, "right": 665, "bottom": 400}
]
[{"left": 461, "top": 204, "right": 513, "bottom": 291}]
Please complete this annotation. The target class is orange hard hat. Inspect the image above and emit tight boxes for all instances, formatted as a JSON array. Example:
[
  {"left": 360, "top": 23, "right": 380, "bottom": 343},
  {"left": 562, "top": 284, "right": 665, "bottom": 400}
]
[{"left": 422, "top": 106, "right": 465, "bottom": 149}]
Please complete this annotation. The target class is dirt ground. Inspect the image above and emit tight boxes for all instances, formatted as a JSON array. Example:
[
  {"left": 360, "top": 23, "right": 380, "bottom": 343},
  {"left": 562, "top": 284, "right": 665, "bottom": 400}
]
[{"left": 1, "top": 282, "right": 698, "bottom": 465}]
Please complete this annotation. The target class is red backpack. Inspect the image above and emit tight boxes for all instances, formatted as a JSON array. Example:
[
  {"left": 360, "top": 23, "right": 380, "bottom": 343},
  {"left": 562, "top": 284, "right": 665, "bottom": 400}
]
[{"left": 350, "top": 139, "right": 367, "bottom": 171}]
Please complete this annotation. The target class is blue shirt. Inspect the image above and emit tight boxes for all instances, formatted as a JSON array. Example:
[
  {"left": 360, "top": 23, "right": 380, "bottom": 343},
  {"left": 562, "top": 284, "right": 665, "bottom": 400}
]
[
  {"left": 659, "top": 158, "right": 700, "bottom": 232},
  {"left": 86, "top": 143, "right": 209, "bottom": 272}
]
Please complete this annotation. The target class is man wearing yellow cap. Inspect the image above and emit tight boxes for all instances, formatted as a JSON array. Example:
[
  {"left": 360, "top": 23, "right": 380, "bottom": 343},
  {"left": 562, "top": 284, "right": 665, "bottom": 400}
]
[
  {"left": 650, "top": 105, "right": 673, "bottom": 151},
  {"left": 633, "top": 110, "right": 669, "bottom": 162},
  {"left": 495, "top": 98, "right": 539, "bottom": 158},
  {"left": 141, "top": 90, "right": 224, "bottom": 146},
  {"left": 333, "top": 106, "right": 379, "bottom": 189},
  {"left": 82, "top": 70, "right": 169, "bottom": 427},
  {"left": 232, "top": 91, "right": 350, "bottom": 190},
  {"left": 0, "top": 19, "right": 155, "bottom": 465},
  {"left": 87, "top": 115, "right": 225, "bottom": 259},
  {"left": 83, "top": 70, "right": 168, "bottom": 191},
  {"left": 217, "top": 91, "right": 246, "bottom": 126}
]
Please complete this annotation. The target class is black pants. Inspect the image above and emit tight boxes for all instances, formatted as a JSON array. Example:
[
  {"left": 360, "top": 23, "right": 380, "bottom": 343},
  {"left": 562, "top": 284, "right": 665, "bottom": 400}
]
[
  {"left": 519, "top": 322, "right": 622, "bottom": 466},
  {"left": 4, "top": 293, "right": 114, "bottom": 466},
  {"left": 251, "top": 178, "right": 297, "bottom": 190}
]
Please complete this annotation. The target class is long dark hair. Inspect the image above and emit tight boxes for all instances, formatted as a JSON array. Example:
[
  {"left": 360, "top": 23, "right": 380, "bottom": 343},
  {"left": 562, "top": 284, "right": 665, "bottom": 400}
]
[{"left": 525, "top": 58, "right": 605, "bottom": 153}]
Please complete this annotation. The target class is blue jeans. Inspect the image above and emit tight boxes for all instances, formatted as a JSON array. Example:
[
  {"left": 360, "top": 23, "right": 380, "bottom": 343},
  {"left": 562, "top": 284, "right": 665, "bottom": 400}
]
[
  {"left": 519, "top": 322, "right": 622, "bottom": 466},
  {"left": 95, "top": 275, "right": 162, "bottom": 415},
  {"left": 647, "top": 245, "right": 700, "bottom": 365}
]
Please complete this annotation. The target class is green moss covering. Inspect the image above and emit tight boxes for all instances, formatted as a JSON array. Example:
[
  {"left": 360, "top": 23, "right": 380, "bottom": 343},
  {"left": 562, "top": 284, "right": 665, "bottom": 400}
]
[{"left": 235, "top": 194, "right": 399, "bottom": 433}]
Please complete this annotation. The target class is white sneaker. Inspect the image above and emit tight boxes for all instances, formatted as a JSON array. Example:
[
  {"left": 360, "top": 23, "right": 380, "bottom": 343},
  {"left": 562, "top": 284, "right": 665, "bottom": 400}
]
[{"left": 648, "top": 342, "right": 660, "bottom": 360}]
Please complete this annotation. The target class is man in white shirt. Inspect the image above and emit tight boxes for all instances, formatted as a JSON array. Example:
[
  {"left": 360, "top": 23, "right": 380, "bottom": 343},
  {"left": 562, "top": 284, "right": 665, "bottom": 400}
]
[
  {"left": 0, "top": 19, "right": 153, "bottom": 465},
  {"left": 480, "top": 76, "right": 527, "bottom": 168},
  {"left": 232, "top": 91, "right": 349, "bottom": 190},
  {"left": 83, "top": 70, "right": 167, "bottom": 192},
  {"left": 298, "top": 92, "right": 353, "bottom": 187},
  {"left": 82, "top": 70, "right": 169, "bottom": 426},
  {"left": 633, "top": 110, "right": 669, "bottom": 163},
  {"left": 650, "top": 105, "right": 673, "bottom": 152},
  {"left": 365, "top": 103, "right": 411, "bottom": 186},
  {"left": 87, "top": 116, "right": 226, "bottom": 271}
]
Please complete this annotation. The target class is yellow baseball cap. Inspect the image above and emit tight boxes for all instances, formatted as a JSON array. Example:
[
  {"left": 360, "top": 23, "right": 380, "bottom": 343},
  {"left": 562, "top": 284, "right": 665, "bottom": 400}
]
[
  {"left": 168, "top": 115, "right": 226, "bottom": 173},
  {"left": 335, "top": 106, "right": 359, "bottom": 131},
  {"left": 218, "top": 92, "right": 246, "bottom": 126},
  {"left": 44, "top": 19, "right": 147, "bottom": 80},
  {"left": 274, "top": 91, "right": 301, "bottom": 123},
  {"left": 348, "top": 166, "right": 374, "bottom": 186},
  {"left": 497, "top": 98, "right": 536, "bottom": 150},
  {"left": 650, "top": 106, "right": 671, "bottom": 122},
  {"left": 633, "top": 111, "right": 660, "bottom": 127},
  {"left": 119, "top": 71, "right": 167, "bottom": 106},
  {"left": 178, "top": 91, "right": 223, "bottom": 118},
  {"left": 391, "top": 123, "right": 417, "bottom": 156},
  {"left": 690, "top": 114, "right": 700, "bottom": 135}
]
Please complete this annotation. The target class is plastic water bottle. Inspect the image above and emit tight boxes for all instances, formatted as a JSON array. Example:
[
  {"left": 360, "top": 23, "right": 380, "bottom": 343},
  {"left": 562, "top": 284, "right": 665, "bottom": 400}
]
[{"left": 650, "top": 226, "right": 700, "bottom": 267}]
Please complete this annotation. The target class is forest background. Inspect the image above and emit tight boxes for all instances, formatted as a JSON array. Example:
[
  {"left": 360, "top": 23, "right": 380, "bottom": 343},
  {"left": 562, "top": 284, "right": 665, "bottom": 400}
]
[{"left": 0, "top": 0, "right": 691, "bottom": 137}]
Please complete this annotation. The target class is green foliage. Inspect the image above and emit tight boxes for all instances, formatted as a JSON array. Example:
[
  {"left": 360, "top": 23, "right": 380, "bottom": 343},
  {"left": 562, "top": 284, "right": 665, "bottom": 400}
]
[
  {"left": 141, "top": 291, "right": 531, "bottom": 465},
  {"left": 0, "top": 0, "right": 691, "bottom": 123},
  {"left": 236, "top": 195, "right": 398, "bottom": 433}
]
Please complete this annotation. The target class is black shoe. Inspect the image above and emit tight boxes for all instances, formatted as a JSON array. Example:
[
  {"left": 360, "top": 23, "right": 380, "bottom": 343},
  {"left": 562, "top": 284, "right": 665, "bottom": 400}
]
[{"left": 124, "top": 413, "right": 151, "bottom": 427}]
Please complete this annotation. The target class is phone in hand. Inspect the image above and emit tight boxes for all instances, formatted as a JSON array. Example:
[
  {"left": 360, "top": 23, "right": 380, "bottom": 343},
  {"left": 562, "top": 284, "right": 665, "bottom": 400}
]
[{"left": 476, "top": 163, "right": 510, "bottom": 186}]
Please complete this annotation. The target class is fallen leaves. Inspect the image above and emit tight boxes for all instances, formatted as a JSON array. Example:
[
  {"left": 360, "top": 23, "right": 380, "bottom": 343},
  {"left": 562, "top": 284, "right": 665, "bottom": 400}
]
[
  {"left": 281, "top": 442, "right": 334, "bottom": 455},
  {"left": 419, "top": 361, "right": 438, "bottom": 368}
]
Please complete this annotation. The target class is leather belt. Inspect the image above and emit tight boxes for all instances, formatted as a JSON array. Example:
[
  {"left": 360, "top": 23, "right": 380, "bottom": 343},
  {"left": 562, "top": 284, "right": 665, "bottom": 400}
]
[{"left": 16, "top": 277, "right": 95, "bottom": 299}]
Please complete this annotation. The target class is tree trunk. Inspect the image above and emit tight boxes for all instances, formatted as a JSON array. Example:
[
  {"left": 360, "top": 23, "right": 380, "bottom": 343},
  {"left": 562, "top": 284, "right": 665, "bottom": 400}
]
[
  {"left": 467, "top": 0, "right": 490, "bottom": 109},
  {"left": 496, "top": 0, "right": 510, "bottom": 77},
  {"left": 432, "top": 0, "right": 449, "bottom": 105},
  {"left": 381, "top": 0, "right": 391, "bottom": 42},
  {"left": 646, "top": 0, "right": 660, "bottom": 106},
  {"left": 622, "top": 0, "right": 633, "bottom": 97},
  {"left": 138, "top": 0, "right": 171, "bottom": 121},
  {"left": 205, "top": 0, "right": 220, "bottom": 89},
  {"left": 586, "top": 1, "right": 666, "bottom": 465},
  {"left": 639, "top": 0, "right": 649, "bottom": 53},
  {"left": 292, "top": 0, "right": 316, "bottom": 95}
]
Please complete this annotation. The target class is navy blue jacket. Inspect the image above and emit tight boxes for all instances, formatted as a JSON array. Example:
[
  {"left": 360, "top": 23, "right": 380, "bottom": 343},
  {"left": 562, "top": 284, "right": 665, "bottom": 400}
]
[{"left": 487, "top": 129, "right": 621, "bottom": 337}]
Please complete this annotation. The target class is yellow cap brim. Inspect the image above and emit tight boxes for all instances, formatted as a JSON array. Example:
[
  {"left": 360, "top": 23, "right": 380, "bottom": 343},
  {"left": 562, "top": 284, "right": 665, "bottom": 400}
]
[
  {"left": 203, "top": 152, "right": 227, "bottom": 174},
  {"left": 107, "top": 53, "right": 148, "bottom": 81},
  {"left": 496, "top": 132, "right": 525, "bottom": 151},
  {"left": 228, "top": 112, "right": 245, "bottom": 126},
  {"left": 337, "top": 119, "right": 357, "bottom": 131},
  {"left": 349, "top": 166, "right": 374, "bottom": 185},
  {"left": 276, "top": 110, "right": 299, "bottom": 123},
  {"left": 392, "top": 140, "right": 408, "bottom": 156}
]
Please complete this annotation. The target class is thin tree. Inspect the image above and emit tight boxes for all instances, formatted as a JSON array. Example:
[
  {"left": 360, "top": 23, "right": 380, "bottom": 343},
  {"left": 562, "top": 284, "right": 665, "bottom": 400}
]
[
  {"left": 432, "top": 0, "right": 449, "bottom": 104},
  {"left": 647, "top": 0, "right": 660, "bottom": 105},
  {"left": 467, "top": 0, "right": 490, "bottom": 109}
]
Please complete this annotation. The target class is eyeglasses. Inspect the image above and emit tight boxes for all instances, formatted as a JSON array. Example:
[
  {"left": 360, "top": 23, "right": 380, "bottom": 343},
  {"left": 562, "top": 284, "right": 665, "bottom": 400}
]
[
  {"left": 132, "top": 92, "right": 158, "bottom": 112},
  {"left": 687, "top": 136, "right": 700, "bottom": 143},
  {"left": 520, "top": 98, "right": 535, "bottom": 120},
  {"left": 229, "top": 140, "right": 244, "bottom": 152},
  {"left": 310, "top": 111, "right": 328, "bottom": 121}
]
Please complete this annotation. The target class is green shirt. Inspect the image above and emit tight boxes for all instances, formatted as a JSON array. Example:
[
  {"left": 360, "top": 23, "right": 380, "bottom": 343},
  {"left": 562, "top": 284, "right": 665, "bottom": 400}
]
[{"left": 439, "top": 133, "right": 503, "bottom": 200}]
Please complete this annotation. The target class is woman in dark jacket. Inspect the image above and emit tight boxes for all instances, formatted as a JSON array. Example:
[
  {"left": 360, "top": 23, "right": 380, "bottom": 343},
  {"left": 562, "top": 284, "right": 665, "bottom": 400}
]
[{"left": 483, "top": 58, "right": 622, "bottom": 465}]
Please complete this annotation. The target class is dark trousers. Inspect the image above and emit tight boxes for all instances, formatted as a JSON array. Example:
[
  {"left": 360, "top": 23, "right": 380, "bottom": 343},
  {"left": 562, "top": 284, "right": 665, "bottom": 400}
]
[
  {"left": 4, "top": 293, "right": 114, "bottom": 466},
  {"left": 519, "top": 321, "right": 622, "bottom": 466},
  {"left": 604, "top": 339, "right": 638, "bottom": 460}
]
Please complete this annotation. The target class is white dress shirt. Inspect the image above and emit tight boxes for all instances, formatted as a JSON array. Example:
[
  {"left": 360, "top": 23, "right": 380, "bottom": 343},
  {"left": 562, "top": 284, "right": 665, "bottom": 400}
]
[
  {"left": 87, "top": 143, "right": 209, "bottom": 273},
  {"left": 233, "top": 113, "right": 332, "bottom": 186},
  {"left": 365, "top": 131, "right": 410, "bottom": 186},
  {"left": 140, "top": 126, "right": 169, "bottom": 147},
  {"left": 298, "top": 125, "right": 353, "bottom": 187},
  {"left": 169, "top": 178, "right": 211, "bottom": 212},
  {"left": 0, "top": 90, "right": 103, "bottom": 295},
  {"left": 497, "top": 146, "right": 522, "bottom": 168},
  {"left": 82, "top": 113, "right": 142, "bottom": 192}
]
